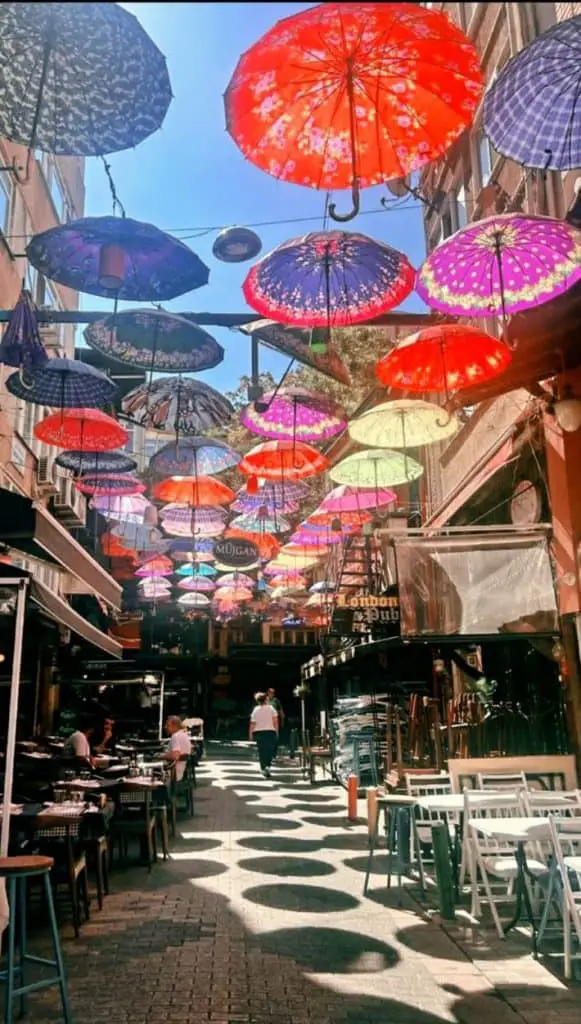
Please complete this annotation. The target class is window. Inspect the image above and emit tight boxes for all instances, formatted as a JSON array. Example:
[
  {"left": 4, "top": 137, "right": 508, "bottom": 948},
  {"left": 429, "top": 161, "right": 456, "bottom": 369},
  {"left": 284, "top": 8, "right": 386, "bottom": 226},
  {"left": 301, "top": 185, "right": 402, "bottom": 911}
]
[
  {"left": 455, "top": 183, "right": 468, "bottom": 228},
  {"left": 463, "top": 2, "right": 477, "bottom": 26},
  {"left": 271, "top": 629, "right": 282, "bottom": 644},
  {"left": 49, "top": 165, "right": 67, "bottom": 221},
  {"left": 479, "top": 133, "right": 495, "bottom": 187},
  {"left": 0, "top": 171, "right": 12, "bottom": 234},
  {"left": 124, "top": 423, "right": 135, "bottom": 454},
  {"left": 441, "top": 206, "right": 453, "bottom": 239}
]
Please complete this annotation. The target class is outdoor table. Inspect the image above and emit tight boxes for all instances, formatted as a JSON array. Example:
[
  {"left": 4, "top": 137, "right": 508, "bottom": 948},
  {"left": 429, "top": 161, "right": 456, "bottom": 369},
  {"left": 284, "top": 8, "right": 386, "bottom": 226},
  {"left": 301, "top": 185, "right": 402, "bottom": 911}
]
[
  {"left": 468, "top": 815, "right": 552, "bottom": 955},
  {"left": 414, "top": 791, "right": 577, "bottom": 815}
]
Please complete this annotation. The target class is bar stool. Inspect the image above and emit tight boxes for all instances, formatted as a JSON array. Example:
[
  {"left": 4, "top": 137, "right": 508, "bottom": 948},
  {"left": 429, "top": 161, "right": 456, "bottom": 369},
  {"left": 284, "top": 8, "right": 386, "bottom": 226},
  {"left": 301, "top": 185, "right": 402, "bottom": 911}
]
[
  {"left": 0, "top": 855, "right": 72, "bottom": 1024},
  {"left": 363, "top": 794, "right": 425, "bottom": 902}
]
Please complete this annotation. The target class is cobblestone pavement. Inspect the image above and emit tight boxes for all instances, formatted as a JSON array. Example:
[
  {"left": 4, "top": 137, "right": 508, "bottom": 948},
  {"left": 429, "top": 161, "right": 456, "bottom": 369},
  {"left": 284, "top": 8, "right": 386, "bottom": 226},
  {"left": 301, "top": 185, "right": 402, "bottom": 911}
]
[{"left": 25, "top": 744, "right": 581, "bottom": 1023}]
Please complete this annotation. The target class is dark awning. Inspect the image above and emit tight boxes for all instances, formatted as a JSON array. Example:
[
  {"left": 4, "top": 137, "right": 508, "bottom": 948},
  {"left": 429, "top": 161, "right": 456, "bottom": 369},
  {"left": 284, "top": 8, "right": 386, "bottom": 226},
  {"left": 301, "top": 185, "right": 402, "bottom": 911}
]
[
  {"left": 0, "top": 490, "right": 121, "bottom": 610},
  {"left": 30, "top": 581, "right": 122, "bottom": 659}
]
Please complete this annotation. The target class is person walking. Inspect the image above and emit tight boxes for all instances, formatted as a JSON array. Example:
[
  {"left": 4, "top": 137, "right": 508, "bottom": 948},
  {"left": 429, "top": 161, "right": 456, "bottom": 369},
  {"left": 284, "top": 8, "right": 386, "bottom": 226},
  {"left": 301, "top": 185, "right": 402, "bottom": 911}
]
[
  {"left": 249, "top": 692, "right": 278, "bottom": 778},
  {"left": 267, "top": 686, "right": 284, "bottom": 760}
]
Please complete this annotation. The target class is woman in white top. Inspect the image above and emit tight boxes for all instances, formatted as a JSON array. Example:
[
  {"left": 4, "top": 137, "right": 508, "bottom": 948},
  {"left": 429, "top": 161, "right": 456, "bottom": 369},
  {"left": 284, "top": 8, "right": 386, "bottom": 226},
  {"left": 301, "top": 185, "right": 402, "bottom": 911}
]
[{"left": 249, "top": 692, "right": 278, "bottom": 778}]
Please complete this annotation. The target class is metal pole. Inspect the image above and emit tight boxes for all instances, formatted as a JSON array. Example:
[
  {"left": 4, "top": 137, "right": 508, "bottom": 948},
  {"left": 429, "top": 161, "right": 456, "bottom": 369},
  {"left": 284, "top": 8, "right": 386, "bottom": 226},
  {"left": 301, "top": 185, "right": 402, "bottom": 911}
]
[
  {"left": 158, "top": 672, "right": 165, "bottom": 742},
  {"left": 0, "top": 308, "right": 445, "bottom": 328},
  {"left": 1, "top": 578, "right": 29, "bottom": 856}
]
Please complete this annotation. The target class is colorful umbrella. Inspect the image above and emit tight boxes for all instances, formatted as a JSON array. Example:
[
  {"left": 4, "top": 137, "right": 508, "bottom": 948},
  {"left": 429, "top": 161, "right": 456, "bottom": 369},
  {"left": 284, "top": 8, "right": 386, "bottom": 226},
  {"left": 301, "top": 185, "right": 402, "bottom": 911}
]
[
  {"left": 135, "top": 564, "right": 173, "bottom": 579},
  {"left": 112, "top": 523, "right": 168, "bottom": 552},
  {"left": 230, "top": 511, "right": 291, "bottom": 535},
  {"left": 27, "top": 217, "right": 208, "bottom": 302},
  {"left": 90, "top": 493, "right": 151, "bottom": 522},
  {"left": 167, "top": 538, "right": 215, "bottom": 559},
  {"left": 161, "top": 520, "right": 225, "bottom": 541},
  {"left": 153, "top": 476, "right": 235, "bottom": 506},
  {"left": 243, "top": 231, "right": 414, "bottom": 326},
  {"left": 319, "top": 485, "right": 396, "bottom": 514},
  {"left": 177, "top": 593, "right": 211, "bottom": 608},
  {"left": 76, "top": 474, "right": 146, "bottom": 497},
  {"left": 216, "top": 572, "right": 255, "bottom": 589},
  {"left": 483, "top": 16, "right": 581, "bottom": 172},
  {"left": 160, "top": 505, "right": 227, "bottom": 538},
  {"left": 55, "top": 450, "right": 137, "bottom": 475},
  {"left": 272, "top": 574, "right": 308, "bottom": 589},
  {"left": 417, "top": 214, "right": 581, "bottom": 320},
  {"left": 231, "top": 480, "right": 306, "bottom": 514},
  {"left": 34, "top": 408, "right": 128, "bottom": 451},
  {"left": 0, "top": 2, "right": 172, "bottom": 156},
  {"left": 214, "top": 586, "right": 253, "bottom": 603},
  {"left": 6, "top": 357, "right": 116, "bottom": 408},
  {"left": 307, "top": 509, "right": 371, "bottom": 529},
  {"left": 122, "top": 376, "right": 233, "bottom": 434},
  {"left": 310, "top": 581, "right": 334, "bottom": 594},
  {"left": 241, "top": 386, "right": 346, "bottom": 442},
  {"left": 101, "top": 533, "right": 136, "bottom": 559},
  {"left": 376, "top": 324, "right": 512, "bottom": 397},
  {"left": 225, "top": 2, "right": 482, "bottom": 220},
  {"left": 224, "top": 528, "right": 280, "bottom": 561},
  {"left": 149, "top": 437, "right": 240, "bottom": 477},
  {"left": 348, "top": 400, "right": 459, "bottom": 449},
  {"left": 290, "top": 529, "right": 344, "bottom": 547},
  {"left": 177, "top": 577, "right": 216, "bottom": 592},
  {"left": 239, "top": 440, "right": 328, "bottom": 483},
  {"left": 330, "top": 449, "right": 423, "bottom": 488},
  {"left": 0, "top": 289, "right": 47, "bottom": 371},
  {"left": 85, "top": 309, "right": 223, "bottom": 373},
  {"left": 175, "top": 562, "right": 217, "bottom": 578}
]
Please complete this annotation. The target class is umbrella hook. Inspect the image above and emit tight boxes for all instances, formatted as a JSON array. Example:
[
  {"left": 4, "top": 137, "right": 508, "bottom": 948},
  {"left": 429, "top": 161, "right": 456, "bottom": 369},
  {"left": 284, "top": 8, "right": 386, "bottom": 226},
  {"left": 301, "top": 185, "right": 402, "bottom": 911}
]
[
  {"left": 328, "top": 182, "right": 360, "bottom": 223},
  {"left": 329, "top": 58, "right": 360, "bottom": 224}
]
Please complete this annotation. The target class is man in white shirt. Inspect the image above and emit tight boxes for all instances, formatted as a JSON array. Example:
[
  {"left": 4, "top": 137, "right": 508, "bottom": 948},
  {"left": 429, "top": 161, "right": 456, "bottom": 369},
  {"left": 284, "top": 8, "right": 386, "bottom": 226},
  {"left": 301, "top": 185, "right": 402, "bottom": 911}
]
[
  {"left": 164, "top": 716, "right": 192, "bottom": 781},
  {"left": 249, "top": 692, "right": 278, "bottom": 778},
  {"left": 65, "top": 718, "right": 95, "bottom": 765}
]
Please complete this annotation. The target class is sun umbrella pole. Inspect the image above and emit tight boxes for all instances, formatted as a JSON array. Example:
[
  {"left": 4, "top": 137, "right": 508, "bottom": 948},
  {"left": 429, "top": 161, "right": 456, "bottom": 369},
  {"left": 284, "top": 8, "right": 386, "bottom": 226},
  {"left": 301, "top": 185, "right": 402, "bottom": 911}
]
[
  {"left": 1, "top": 578, "right": 29, "bottom": 857},
  {"left": 493, "top": 231, "right": 511, "bottom": 347},
  {"left": 328, "top": 60, "right": 360, "bottom": 223}
]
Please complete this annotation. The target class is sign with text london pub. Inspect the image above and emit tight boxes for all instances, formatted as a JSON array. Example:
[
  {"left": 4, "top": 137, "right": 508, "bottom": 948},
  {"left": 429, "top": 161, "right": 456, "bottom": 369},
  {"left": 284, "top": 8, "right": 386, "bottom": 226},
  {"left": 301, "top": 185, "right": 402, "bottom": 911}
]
[{"left": 330, "top": 585, "right": 400, "bottom": 639}]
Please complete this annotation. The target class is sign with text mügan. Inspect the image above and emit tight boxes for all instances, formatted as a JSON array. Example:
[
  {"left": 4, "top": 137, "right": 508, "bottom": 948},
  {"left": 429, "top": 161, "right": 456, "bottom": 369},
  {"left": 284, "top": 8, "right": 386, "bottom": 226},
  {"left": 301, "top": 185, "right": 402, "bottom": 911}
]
[
  {"left": 213, "top": 537, "right": 260, "bottom": 569},
  {"left": 331, "top": 588, "right": 401, "bottom": 638}
]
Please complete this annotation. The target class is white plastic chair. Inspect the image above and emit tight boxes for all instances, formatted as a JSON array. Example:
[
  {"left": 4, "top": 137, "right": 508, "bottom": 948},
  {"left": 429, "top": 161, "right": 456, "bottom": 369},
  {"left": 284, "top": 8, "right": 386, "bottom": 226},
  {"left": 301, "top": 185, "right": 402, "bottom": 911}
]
[
  {"left": 405, "top": 775, "right": 454, "bottom": 881},
  {"left": 537, "top": 816, "right": 581, "bottom": 979},
  {"left": 477, "top": 771, "right": 528, "bottom": 792}
]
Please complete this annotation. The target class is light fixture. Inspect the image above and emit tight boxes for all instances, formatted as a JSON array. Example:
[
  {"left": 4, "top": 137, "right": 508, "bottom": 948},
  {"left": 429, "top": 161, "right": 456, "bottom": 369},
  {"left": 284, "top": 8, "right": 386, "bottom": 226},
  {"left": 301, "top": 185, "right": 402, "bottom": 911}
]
[
  {"left": 97, "top": 244, "right": 126, "bottom": 290},
  {"left": 554, "top": 387, "right": 581, "bottom": 433}
]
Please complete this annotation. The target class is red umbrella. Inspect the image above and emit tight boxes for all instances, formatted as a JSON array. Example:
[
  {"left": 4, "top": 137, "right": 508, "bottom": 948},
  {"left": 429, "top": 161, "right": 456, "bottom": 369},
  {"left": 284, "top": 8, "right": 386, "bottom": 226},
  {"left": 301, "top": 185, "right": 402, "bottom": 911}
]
[
  {"left": 225, "top": 3, "right": 482, "bottom": 221},
  {"left": 375, "top": 325, "right": 512, "bottom": 401},
  {"left": 152, "top": 475, "right": 235, "bottom": 506},
  {"left": 239, "top": 440, "right": 328, "bottom": 485},
  {"left": 224, "top": 528, "right": 281, "bottom": 561},
  {"left": 101, "top": 533, "right": 136, "bottom": 559},
  {"left": 306, "top": 509, "right": 372, "bottom": 529},
  {"left": 34, "top": 407, "right": 128, "bottom": 451},
  {"left": 76, "top": 474, "right": 146, "bottom": 497}
]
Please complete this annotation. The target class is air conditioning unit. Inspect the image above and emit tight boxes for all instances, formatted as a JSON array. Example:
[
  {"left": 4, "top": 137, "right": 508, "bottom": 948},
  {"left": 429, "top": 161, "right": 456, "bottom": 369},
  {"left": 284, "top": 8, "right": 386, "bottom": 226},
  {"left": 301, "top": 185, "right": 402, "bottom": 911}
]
[
  {"left": 36, "top": 455, "right": 58, "bottom": 495},
  {"left": 52, "top": 476, "right": 87, "bottom": 528}
]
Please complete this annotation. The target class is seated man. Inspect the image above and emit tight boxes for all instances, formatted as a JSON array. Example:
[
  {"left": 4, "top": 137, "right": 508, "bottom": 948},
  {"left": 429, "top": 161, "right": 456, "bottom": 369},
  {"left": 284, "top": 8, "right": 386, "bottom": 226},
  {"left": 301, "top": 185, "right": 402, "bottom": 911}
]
[
  {"left": 164, "top": 716, "right": 192, "bottom": 780},
  {"left": 93, "top": 717, "right": 116, "bottom": 756},
  {"left": 64, "top": 716, "right": 95, "bottom": 766}
]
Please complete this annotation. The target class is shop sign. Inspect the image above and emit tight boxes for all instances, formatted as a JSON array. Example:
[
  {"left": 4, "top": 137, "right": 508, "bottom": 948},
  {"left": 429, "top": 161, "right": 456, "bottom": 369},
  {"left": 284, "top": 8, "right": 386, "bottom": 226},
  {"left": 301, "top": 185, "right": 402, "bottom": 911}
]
[
  {"left": 214, "top": 538, "right": 259, "bottom": 568},
  {"left": 331, "top": 587, "right": 400, "bottom": 637}
]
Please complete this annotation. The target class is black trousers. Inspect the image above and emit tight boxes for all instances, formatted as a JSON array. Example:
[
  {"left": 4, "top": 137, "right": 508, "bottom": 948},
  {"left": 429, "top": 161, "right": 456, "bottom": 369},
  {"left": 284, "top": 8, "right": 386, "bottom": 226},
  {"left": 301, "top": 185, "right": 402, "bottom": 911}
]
[{"left": 255, "top": 730, "right": 277, "bottom": 771}]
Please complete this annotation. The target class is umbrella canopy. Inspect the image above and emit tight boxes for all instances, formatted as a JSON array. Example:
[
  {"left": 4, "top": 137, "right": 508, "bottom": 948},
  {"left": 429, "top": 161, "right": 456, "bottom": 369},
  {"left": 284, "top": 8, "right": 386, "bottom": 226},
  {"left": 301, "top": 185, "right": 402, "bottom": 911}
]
[
  {"left": 153, "top": 476, "right": 235, "bottom": 506},
  {"left": 84, "top": 309, "right": 223, "bottom": 373},
  {"left": 112, "top": 523, "right": 168, "bottom": 552},
  {"left": 239, "top": 440, "right": 328, "bottom": 482},
  {"left": 310, "top": 581, "right": 334, "bottom": 594},
  {"left": 122, "top": 376, "right": 233, "bottom": 434},
  {"left": 0, "top": 2, "right": 172, "bottom": 156},
  {"left": 307, "top": 509, "right": 371, "bottom": 529},
  {"left": 91, "top": 493, "right": 151, "bottom": 522},
  {"left": 290, "top": 529, "right": 344, "bottom": 547},
  {"left": 167, "top": 538, "right": 215, "bottom": 558},
  {"left": 225, "top": 2, "right": 481, "bottom": 219},
  {"left": 55, "top": 450, "right": 137, "bottom": 475},
  {"left": 76, "top": 474, "right": 146, "bottom": 497},
  {"left": 272, "top": 574, "right": 308, "bottom": 588},
  {"left": 135, "top": 566, "right": 173, "bottom": 579},
  {"left": 214, "top": 586, "right": 253, "bottom": 602},
  {"left": 177, "top": 593, "right": 211, "bottom": 608},
  {"left": 138, "top": 580, "right": 172, "bottom": 596},
  {"left": 149, "top": 437, "right": 240, "bottom": 477},
  {"left": 160, "top": 505, "right": 227, "bottom": 538},
  {"left": 101, "top": 533, "right": 136, "bottom": 559},
  {"left": 0, "top": 289, "right": 47, "bottom": 371},
  {"left": 483, "top": 16, "right": 581, "bottom": 172},
  {"left": 216, "top": 572, "right": 255, "bottom": 589},
  {"left": 417, "top": 214, "right": 581, "bottom": 318},
  {"left": 241, "top": 386, "right": 346, "bottom": 442},
  {"left": 230, "top": 511, "right": 291, "bottom": 535},
  {"left": 243, "top": 231, "right": 414, "bottom": 326},
  {"left": 177, "top": 577, "right": 216, "bottom": 592},
  {"left": 348, "top": 400, "right": 459, "bottom": 449},
  {"left": 330, "top": 449, "right": 424, "bottom": 488},
  {"left": 376, "top": 325, "right": 512, "bottom": 396},
  {"left": 28, "top": 217, "right": 209, "bottom": 303},
  {"left": 319, "top": 485, "right": 396, "bottom": 513},
  {"left": 34, "top": 408, "right": 128, "bottom": 451},
  {"left": 224, "top": 528, "right": 280, "bottom": 560},
  {"left": 6, "top": 357, "right": 116, "bottom": 408},
  {"left": 231, "top": 480, "right": 306, "bottom": 514},
  {"left": 175, "top": 562, "right": 217, "bottom": 578},
  {"left": 269, "top": 552, "right": 322, "bottom": 571}
]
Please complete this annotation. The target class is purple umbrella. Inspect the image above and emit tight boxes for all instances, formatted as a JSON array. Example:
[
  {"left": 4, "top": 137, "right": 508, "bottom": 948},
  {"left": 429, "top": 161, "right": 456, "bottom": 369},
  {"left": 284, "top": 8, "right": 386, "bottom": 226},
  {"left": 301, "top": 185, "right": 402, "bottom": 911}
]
[
  {"left": 0, "top": 289, "right": 47, "bottom": 371},
  {"left": 177, "top": 577, "right": 216, "bottom": 592},
  {"left": 417, "top": 214, "right": 581, "bottom": 320},
  {"left": 27, "top": 216, "right": 209, "bottom": 302},
  {"left": 55, "top": 450, "right": 137, "bottom": 475},
  {"left": 160, "top": 505, "right": 227, "bottom": 536},
  {"left": 149, "top": 436, "right": 241, "bottom": 476},
  {"left": 84, "top": 309, "right": 224, "bottom": 373},
  {"left": 91, "top": 493, "right": 151, "bottom": 523},
  {"left": 241, "top": 386, "right": 346, "bottom": 442},
  {"left": 231, "top": 480, "right": 308, "bottom": 515}
]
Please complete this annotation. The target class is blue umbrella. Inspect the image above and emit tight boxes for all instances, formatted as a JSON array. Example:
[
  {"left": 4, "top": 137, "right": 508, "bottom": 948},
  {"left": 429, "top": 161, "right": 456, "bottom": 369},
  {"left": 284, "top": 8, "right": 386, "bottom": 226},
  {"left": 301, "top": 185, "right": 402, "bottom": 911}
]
[
  {"left": 5, "top": 357, "right": 116, "bottom": 408},
  {"left": 168, "top": 538, "right": 215, "bottom": 556},
  {"left": 150, "top": 437, "right": 241, "bottom": 477},
  {"left": 0, "top": 290, "right": 47, "bottom": 371},
  {"left": 176, "top": 562, "right": 217, "bottom": 578},
  {"left": 27, "top": 216, "right": 209, "bottom": 302},
  {"left": 484, "top": 16, "right": 581, "bottom": 170},
  {"left": 55, "top": 450, "right": 137, "bottom": 475},
  {"left": 309, "top": 581, "right": 334, "bottom": 594}
]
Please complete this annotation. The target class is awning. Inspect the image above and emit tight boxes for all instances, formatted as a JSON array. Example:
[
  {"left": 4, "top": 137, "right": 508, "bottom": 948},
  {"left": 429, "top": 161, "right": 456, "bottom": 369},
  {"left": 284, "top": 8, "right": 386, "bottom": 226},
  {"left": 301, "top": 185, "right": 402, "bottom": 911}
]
[
  {"left": 427, "top": 438, "right": 516, "bottom": 529},
  {"left": 0, "top": 490, "right": 121, "bottom": 610},
  {"left": 30, "top": 580, "right": 122, "bottom": 659}
]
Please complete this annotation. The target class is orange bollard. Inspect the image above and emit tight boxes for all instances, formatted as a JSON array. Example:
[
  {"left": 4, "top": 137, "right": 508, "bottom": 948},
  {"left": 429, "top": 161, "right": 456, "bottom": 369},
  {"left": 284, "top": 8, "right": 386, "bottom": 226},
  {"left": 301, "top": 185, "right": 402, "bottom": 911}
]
[
  {"left": 347, "top": 773, "right": 359, "bottom": 822},
  {"left": 366, "top": 786, "right": 378, "bottom": 839}
]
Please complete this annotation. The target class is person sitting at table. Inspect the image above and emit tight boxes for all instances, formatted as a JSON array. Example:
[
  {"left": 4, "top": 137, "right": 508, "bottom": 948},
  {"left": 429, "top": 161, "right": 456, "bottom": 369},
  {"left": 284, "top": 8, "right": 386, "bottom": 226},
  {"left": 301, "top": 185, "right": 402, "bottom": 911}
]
[
  {"left": 164, "top": 716, "right": 192, "bottom": 780},
  {"left": 93, "top": 717, "right": 116, "bottom": 756},
  {"left": 64, "top": 716, "right": 95, "bottom": 765}
]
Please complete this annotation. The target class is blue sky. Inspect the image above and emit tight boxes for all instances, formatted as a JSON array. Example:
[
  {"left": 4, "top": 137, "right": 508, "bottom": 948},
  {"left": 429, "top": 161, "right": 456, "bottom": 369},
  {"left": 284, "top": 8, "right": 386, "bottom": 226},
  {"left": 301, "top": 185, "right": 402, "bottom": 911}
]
[{"left": 82, "top": 2, "right": 426, "bottom": 394}]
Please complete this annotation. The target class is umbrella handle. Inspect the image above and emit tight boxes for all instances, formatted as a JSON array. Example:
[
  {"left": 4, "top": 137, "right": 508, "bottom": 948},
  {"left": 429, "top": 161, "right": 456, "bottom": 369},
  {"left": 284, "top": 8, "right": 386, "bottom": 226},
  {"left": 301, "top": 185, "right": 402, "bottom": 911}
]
[{"left": 328, "top": 183, "right": 360, "bottom": 223}]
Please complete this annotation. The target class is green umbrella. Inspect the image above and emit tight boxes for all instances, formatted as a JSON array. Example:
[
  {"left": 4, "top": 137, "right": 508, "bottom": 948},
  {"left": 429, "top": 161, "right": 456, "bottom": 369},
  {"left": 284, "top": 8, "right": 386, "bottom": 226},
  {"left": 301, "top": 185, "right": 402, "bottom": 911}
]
[
  {"left": 329, "top": 449, "right": 423, "bottom": 488},
  {"left": 348, "top": 399, "right": 458, "bottom": 449}
]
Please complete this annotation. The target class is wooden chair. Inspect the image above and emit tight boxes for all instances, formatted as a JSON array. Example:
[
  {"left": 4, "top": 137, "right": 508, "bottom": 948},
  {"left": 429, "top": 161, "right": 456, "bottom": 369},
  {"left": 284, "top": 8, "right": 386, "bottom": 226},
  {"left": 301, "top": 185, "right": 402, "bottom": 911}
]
[
  {"left": 34, "top": 813, "right": 90, "bottom": 939},
  {"left": 170, "top": 757, "right": 195, "bottom": 837},
  {"left": 110, "top": 784, "right": 158, "bottom": 871}
]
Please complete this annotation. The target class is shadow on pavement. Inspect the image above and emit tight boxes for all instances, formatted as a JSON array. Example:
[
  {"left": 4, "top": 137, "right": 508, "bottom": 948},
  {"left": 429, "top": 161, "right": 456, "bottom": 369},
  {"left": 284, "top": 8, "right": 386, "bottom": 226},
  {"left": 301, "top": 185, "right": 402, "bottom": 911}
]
[
  {"left": 237, "top": 855, "right": 336, "bottom": 877},
  {"left": 242, "top": 882, "right": 360, "bottom": 913},
  {"left": 236, "top": 836, "right": 323, "bottom": 853},
  {"left": 258, "top": 925, "right": 399, "bottom": 973}
]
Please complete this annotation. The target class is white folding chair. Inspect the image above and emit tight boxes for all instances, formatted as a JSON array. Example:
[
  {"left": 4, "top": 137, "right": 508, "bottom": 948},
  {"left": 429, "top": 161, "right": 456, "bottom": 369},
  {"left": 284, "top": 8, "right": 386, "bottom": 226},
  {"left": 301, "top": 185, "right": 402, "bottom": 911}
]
[
  {"left": 537, "top": 816, "right": 581, "bottom": 978},
  {"left": 477, "top": 771, "right": 528, "bottom": 792},
  {"left": 465, "top": 790, "right": 546, "bottom": 938},
  {"left": 405, "top": 775, "right": 453, "bottom": 882}
]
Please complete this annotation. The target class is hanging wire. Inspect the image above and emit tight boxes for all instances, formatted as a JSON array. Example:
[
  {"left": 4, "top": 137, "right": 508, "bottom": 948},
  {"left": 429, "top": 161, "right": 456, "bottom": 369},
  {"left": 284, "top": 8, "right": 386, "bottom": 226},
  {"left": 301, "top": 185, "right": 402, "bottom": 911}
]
[{"left": 101, "top": 157, "right": 126, "bottom": 218}]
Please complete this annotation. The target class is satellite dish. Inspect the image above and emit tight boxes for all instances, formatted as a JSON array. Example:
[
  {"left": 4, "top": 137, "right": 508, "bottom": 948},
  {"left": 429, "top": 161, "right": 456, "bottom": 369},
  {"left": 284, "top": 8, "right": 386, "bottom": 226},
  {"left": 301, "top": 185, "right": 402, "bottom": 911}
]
[{"left": 385, "top": 175, "right": 411, "bottom": 198}]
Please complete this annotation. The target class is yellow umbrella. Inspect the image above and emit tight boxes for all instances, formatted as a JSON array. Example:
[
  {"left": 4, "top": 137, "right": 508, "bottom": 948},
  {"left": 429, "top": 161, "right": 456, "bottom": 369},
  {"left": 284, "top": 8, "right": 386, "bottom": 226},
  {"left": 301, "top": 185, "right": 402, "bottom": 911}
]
[
  {"left": 348, "top": 399, "right": 458, "bottom": 449},
  {"left": 330, "top": 449, "right": 424, "bottom": 488}
]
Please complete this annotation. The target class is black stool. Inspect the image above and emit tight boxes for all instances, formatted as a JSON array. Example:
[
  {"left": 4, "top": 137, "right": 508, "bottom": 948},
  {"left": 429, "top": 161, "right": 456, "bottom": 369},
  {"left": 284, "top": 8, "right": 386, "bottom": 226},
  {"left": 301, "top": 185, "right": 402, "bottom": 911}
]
[{"left": 0, "top": 855, "right": 73, "bottom": 1023}]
